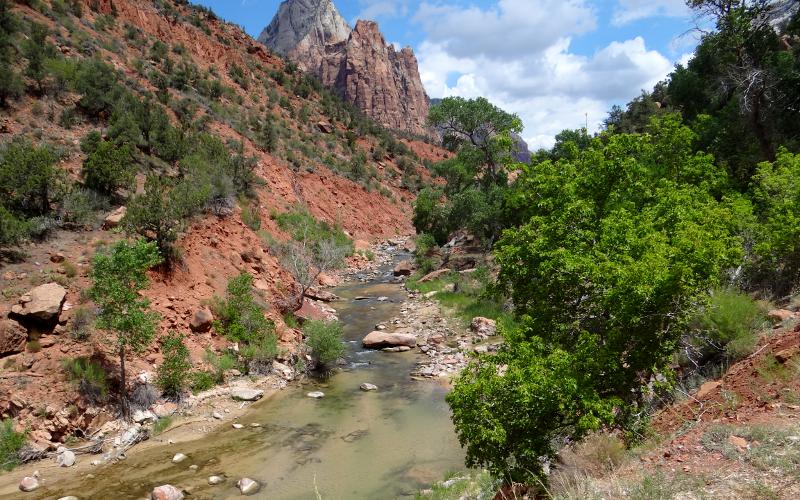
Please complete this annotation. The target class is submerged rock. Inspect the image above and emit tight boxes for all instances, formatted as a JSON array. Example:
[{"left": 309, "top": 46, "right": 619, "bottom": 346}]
[
  {"left": 19, "top": 477, "right": 39, "bottom": 492},
  {"left": 172, "top": 453, "right": 188, "bottom": 464},
  {"left": 360, "top": 383, "right": 378, "bottom": 391},
  {"left": 230, "top": 388, "right": 264, "bottom": 401},
  {"left": 151, "top": 484, "right": 184, "bottom": 500},
  {"left": 208, "top": 475, "right": 225, "bottom": 485},
  {"left": 307, "top": 391, "right": 325, "bottom": 399},
  {"left": 57, "top": 450, "right": 76, "bottom": 467},
  {"left": 237, "top": 477, "right": 260, "bottom": 495}
]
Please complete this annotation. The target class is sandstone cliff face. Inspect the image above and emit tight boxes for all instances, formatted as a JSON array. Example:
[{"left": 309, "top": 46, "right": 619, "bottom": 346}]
[{"left": 260, "top": 1, "right": 430, "bottom": 136}]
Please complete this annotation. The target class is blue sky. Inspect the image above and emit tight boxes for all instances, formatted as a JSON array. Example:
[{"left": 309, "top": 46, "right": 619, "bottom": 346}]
[{"left": 192, "top": 0, "right": 702, "bottom": 147}]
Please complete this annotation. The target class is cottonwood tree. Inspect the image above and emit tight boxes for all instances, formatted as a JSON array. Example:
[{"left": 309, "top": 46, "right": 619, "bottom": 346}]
[{"left": 89, "top": 239, "right": 161, "bottom": 420}]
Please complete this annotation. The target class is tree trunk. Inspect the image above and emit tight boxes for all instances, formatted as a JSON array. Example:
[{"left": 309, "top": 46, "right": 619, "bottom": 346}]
[{"left": 119, "top": 346, "right": 130, "bottom": 421}]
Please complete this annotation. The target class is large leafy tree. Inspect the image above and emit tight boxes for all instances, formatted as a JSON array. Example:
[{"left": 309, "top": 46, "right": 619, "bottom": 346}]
[
  {"left": 447, "top": 115, "right": 747, "bottom": 483},
  {"left": 89, "top": 239, "right": 162, "bottom": 420}
]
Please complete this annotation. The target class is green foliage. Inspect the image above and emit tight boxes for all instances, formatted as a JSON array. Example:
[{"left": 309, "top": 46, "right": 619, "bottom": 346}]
[
  {"left": 157, "top": 332, "right": 191, "bottom": 397},
  {"left": 689, "top": 289, "right": 767, "bottom": 361},
  {"left": 0, "top": 419, "right": 25, "bottom": 472},
  {"left": 0, "top": 206, "right": 30, "bottom": 249},
  {"left": 303, "top": 320, "right": 345, "bottom": 369},
  {"left": 62, "top": 356, "right": 109, "bottom": 404},
  {"left": 0, "top": 138, "right": 60, "bottom": 217},
  {"left": 88, "top": 239, "right": 161, "bottom": 417},
  {"left": 152, "top": 416, "right": 172, "bottom": 435},
  {"left": 449, "top": 116, "right": 746, "bottom": 484},
  {"left": 274, "top": 207, "right": 352, "bottom": 252},
  {"left": 189, "top": 370, "right": 215, "bottom": 393},
  {"left": 81, "top": 141, "right": 135, "bottom": 196},
  {"left": 0, "top": 0, "right": 22, "bottom": 107},
  {"left": 75, "top": 58, "right": 122, "bottom": 117},
  {"left": 22, "top": 21, "right": 53, "bottom": 94},
  {"left": 59, "top": 187, "right": 109, "bottom": 228}
]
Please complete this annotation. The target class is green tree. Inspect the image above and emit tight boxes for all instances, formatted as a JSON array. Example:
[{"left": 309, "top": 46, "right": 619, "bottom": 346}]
[
  {"left": 448, "top": 118, "right": 746, "bottom": 484},
  {"left": 75, "top": 58, "right": 121, "bottom": 117},
  {"left": 89, "top": 239, "right": 162, "bottom": 419},
  {"left": 157, "top": 331, "right": 191, "bottom": 397},
  {"left": 303, "top": 320, "right": 345, "bottom": 369},
  {"left": 0, "top": 418, "right": 26, "bottom": 471},
  {"left": 0, "top": 138, "right": 59, "bottom": 216},
  {"left": 0, "top": 0, "right": 22, "bottom": 107},
  {"left": 0, "top": 206, "right": 29, "bottom": 250},
  {"left": 81, "top": 141, "right": 135, "bottom": 196},
  {"left": 22, "top": 21, "right": 52, "bottom": 94}
]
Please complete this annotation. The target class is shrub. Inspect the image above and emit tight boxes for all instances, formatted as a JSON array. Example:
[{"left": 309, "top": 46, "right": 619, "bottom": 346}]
[
  {"left": 70, "top": 306, "right": 94, "bottom": 340},
  {"left": 157, "top": 332, "right": 191, "bottom": 397},
  {"left": 304, "top": 320, "right": 345, "bottom": 369},
  {"left": 241, "top": 203, "right": 261, "bottom": 230},
  {"left": 75, "top": 58, "right": 122, "bottom": 116},
  {"left": 0, "top": 206, "right": 30, "bottom": 249},
  {"left": 152, "top": 416, "right": 172, "bottom": 435},
  {"left": 0, "top": 138, "right": 60, "bottom": 216},
  {"left": 81, "top": 141, "right": 135, "bottom": 196},
  {"left": 203, "top": 350, "right": 239, "bottom": 383},
  {"left": 689, "top": 289, "right": 767, "bottom": 361},
  {"left": 0, "top": 419, "right": 26, "bottom": 472},
  {"left": 62, "top": 357, "right": 109, "bottom": 404},
  {"left": 59, "top": 187, "right": 109, "bottom": 228},
  {"left": 189, "top": 371, "right": 215, "bottom": 393}
]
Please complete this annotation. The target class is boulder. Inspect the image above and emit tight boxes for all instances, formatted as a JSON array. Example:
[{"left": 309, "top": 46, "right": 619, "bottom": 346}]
[
  {"left": 189, "top": 308, "right": 214, "bottom": 333},
  {"left": 768, "top": 309, "right": 795, "bottom": 324},
  {"left": 230, "top": 388, "right": 264, "bottom": 401},
  {"left": 316, "top": 121, "right": 333, "bottom": 134},
  {"left": 362, "top": 331, "right": 416, "bottom": 349},
  {"left": 418, "top": 269, "right": 451, "bottom": 283},
  {"left": 151, "top": 484, "right": 184, "bottom": 500},
  {"left": 103, "top": 206, "right": 126, "bottom": 229},
  {"left": 272, "top": 361, "right": 294, "bottom": 380},
  {"left": 19, "top": 477, "right": 39, "bottom": 492},
  {"left": 393, "top": 260, "right": 413, "bottom": 276},
  {"left": 0, "top": 319, "right": 27, "bottom": 356},
  {"left": 57, "top": 450, "right": 76, "bottom": 467},
  {"left": 470, "top": 317, "right": 497, "bottom": 337},
  {"left": 14, "top": 283, "right": 67, "bottom": 322},
  {"left": 237, "top": 477, "right": 260, "bottom": 495},
  {"left": 304, "top": 288, "right": 339, "bottom": 302},
  {"left": 360, "top": 383, "right": 378, "bottom": 391},
  {"left": 132, "top": 409, "right": 156, "bottom": 424}
]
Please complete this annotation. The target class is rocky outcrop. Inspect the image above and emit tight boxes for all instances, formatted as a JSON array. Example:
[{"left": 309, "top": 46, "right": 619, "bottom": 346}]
[
  {"left": 0, "top": 319, "right": 27, "bottom": 356},
  {"left": 259, "top": 1, "right": 430, "bottom": 136},
  {"left": 11, "top": 283, "right": 67, "bottom": 322}
]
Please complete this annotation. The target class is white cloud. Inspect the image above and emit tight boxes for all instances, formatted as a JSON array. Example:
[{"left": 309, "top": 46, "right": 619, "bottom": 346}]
[
  {"left": 355, "top": 0, "right": 410, "bottom": 21},
  {"left": 612, "top": 0, "right": 690, "bottom": 26}
]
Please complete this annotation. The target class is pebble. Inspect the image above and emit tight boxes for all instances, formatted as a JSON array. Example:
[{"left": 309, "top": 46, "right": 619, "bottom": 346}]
[
  {"left": 172, "top": 453, "right": 188, "bottom": 464},
  {"left": 360, "top": 383, "right": 378, "bottom": 391},
  {"left": 208, "top": 475, "right": 225, "bottom": 485},
  {"left": 232, "top": 423, "right": 244, "bottom": 429},
  {"left": 212, "top": 411, "right": 223, "bottom": 420},
  {"left": 250, "top": 423, "right": 261, "bottom": 428},
  {"left": 19, "top": 477, "right": 39, "bottom": 492},
  {"left": 189, "top": 464, "right": 199, "bottom": 471},
  {"left": 58, "top": 497, "right": 79, "bottom": 500},
  {"left": 307, "top": 391, "right": 325, "bottom": 399}
]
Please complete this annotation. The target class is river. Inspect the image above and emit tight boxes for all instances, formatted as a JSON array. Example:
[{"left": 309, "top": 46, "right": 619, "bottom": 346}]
[{"left": 23, "top": 265, "right": 465, "bottom": 499}]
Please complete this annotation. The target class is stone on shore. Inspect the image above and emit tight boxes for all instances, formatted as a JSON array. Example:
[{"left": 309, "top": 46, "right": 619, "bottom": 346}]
[
  {"left": 57, "top": 450, "right": 76, "bottom": 467},
  {"left": 172, "top": 453, "right": 188, "bottom": 464},
  {"left": 418, "top": 269, "right": 451, "bottom": 283},
  {"left": 151, "top": 484, "right": 184, "bottom": 500},
  {"left": 362, "top": 330, "right": 416, "bottom": 349},
  {"left": 360, "top": 383, "right": 378, "bottom": 391},
  {"left": 470, "top": 317, "right": 497, "bottom": 337},
  {"left": 230, "top": 388, "right": 264, "bottom": 401},
  {"left": 208, "top": 475, "right": 225, "bottom": 485},
  {"left": 19, "top": 477, "right": 39, "bottom": 492},
  {"left": 393, "top": 260, "right": 413, "bottom": 276}
]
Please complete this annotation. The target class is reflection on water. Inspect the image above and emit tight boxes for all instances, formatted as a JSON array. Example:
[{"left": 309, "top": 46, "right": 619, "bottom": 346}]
[{"left": 29, "top": 272, "right": 465, "bottom": 499}]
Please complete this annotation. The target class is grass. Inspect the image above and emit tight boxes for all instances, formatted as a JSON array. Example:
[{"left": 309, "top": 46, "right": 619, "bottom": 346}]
[
  {"left": 152, "top": 416, "right": 172, "bottom": 435},
  {"left": 702, "top": 423, "right": 800, "bottom": 474},
  {"left": 415, "top": 470, "right": 497, "bottom": 500},
  {"left": 62, "top": 357, "right": 109, "bottom": 403},
  {"left": 0, "top": 419, "right": 26, "bottom": 472},
  {"left": 190, "top": 371, "right": 216, "bottom": 394}
]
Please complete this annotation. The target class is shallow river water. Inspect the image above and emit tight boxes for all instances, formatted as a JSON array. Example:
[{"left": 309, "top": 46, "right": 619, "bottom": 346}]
[{"left": 30, "top": 269, "right": 465, "bottom": 499}]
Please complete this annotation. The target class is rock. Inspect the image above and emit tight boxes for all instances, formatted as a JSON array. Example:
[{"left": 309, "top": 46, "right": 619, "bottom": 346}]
[
  {"left": 189, "top": 308, "right": 214, "bottom": 333},
  {"left": 728, "top": 435, "right": 749, "bottom": 450},
  {"left": 13, "top": 283, "right": 67, "bottom": 322},
  {"left": 393, "top": 260, "right": 413, "bottom": 276},
  {"left": 208, "top": 475, "right": 225, "bottom": 485},
  {"left": 189, "top": 464, "right": 199, "bottom": 471},
  {"left": 58, "top": 497, "right": 79, "bottom": 500},
  {"left": 132, "top": 409, "right": 156, "bottom": 424},
  {"left": 272, "top": 361, "right": 294, "bottom": 380},
  {"left": 360, "top": 383, "right": 378, "bottom": 391},
  {"left": 232, "top": 423, "right": 244, "bottom": 429},
  {"left": 696, "top": 380, "right": 721, "bottom": 399},
  {"left": 316, "top": 121, "right": 333, "bottom": 134},
  {"left": 212, "top": 411, "right": 223, "bottom": 420},
  {"left": 250, "top": 423, "right": 261, "bottom": 427},
  {"left": 775, "top": 346, "right": 800, "bottom": 364},
  {"left": 19, "top": 477, "right": 39, "bottom": 492},
  {"left": 423, "top": 291, "right": 438, "bottom": 299},
  {"left": 137, "top": 371, "right": 153, "bottom": 384},
  {"left": 470, "top": 317, "right": 497, "bottom": 337},
  {"left": 151, "top": 484, "right": 184, "bottom": 500},
  {"left": 305, "top": 289, "right": 339, "bottom": 302},
  {"left": 295, "top": 299, "right": 337, "bottom": 322},
  {"left": 237, "top": 478, "right": 260, "bottom": 495},
  {"left": 103, "top": 206, "right": 126, "bottom": 229},
  {"left": 57, "top": 450, "right": 76, "bottom": 467},
  {"left": 230, "top": 388, "right": 264, "bottom": 401},
  {"left": 768, "top": 309, "right": 794, "bottom": 324},
  {"left": 50, "top": 253, "right": 65, "bottom": 263},
  {"left": 307, "top": 391, "right": 325, "bottom": 399},
  {"left": 418, "top": 269, "right": 451, "bottom": 283},
  {"left": 152, "top": 402, "right": 177, "bottom": 418},
  {"left": 172, "top": 453, "right": 188, "bottom": 464},
  {"left": 259, "top": 2, "right": 430, "bottom": 136},
  {"left": 362, "top": 330, "right": 416, "bottom": 349},
  {"left": 0, "top": 319, "right": 27, "bottom": 356}
]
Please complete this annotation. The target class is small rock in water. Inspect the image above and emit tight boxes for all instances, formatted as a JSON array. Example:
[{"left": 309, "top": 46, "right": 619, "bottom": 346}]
[
  {"left": 151, "top": 484, "right": 184, "bottom": 500},
  {"left": 172, "top": 453, "right": 188, "bottom": 464},
  {"left": 307, "top": 391, "right": 325, "bottom": 399},
  {"left": 211, "top": 411, "right": 223, "bottom": 420},
  {"left": 360, "top": 383, "right": 378, "bottom": 391},
  {"left": 237, "top": 477, "right": 260, "bottom": 495},
  {"left": 58, "top": 497, "right": 79, "bottom": 500},
  {"left": 208, "top": 475, "right": 225, "bottom": 485},
  {"left": 189, "top": 464, "right": 199, "bottom": 471},
  {"left": 19, "top": 477, "right": 39, "bottom": 492},
  {"left": 377, "top": 296, "right": 389, "bottom": 302},
  {"left": 250, "top": 423, "right": 261, "bottom": 428},
  {"left": 57, "top": 450, "right": 76, "bottom": 467},
  {"left": 232, "top": 423, "right": 244, "bottom": 429}
]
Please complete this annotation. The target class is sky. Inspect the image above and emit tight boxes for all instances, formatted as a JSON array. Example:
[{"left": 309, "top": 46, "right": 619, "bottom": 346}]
[{"left": 192, "top": 0, "right": 704, "bottom": 149}]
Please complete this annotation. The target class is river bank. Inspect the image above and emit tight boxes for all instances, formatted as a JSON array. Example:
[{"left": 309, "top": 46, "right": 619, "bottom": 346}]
[{"left": 0, "top": 238, "right": 475, "bottom": 499}]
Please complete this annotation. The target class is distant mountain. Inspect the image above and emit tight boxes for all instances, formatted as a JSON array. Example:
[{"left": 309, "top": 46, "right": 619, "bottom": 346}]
[{"left": 259, "top": 0, "right": 430, "bottom": 136}]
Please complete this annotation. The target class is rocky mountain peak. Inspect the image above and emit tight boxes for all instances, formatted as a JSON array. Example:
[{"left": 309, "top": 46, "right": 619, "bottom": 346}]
[
  {"left": 260, "top": 1, "right": 431, "bottom": 136},
  {"left": 257, "top": 0, "right": 351, "bottom": 57}
]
